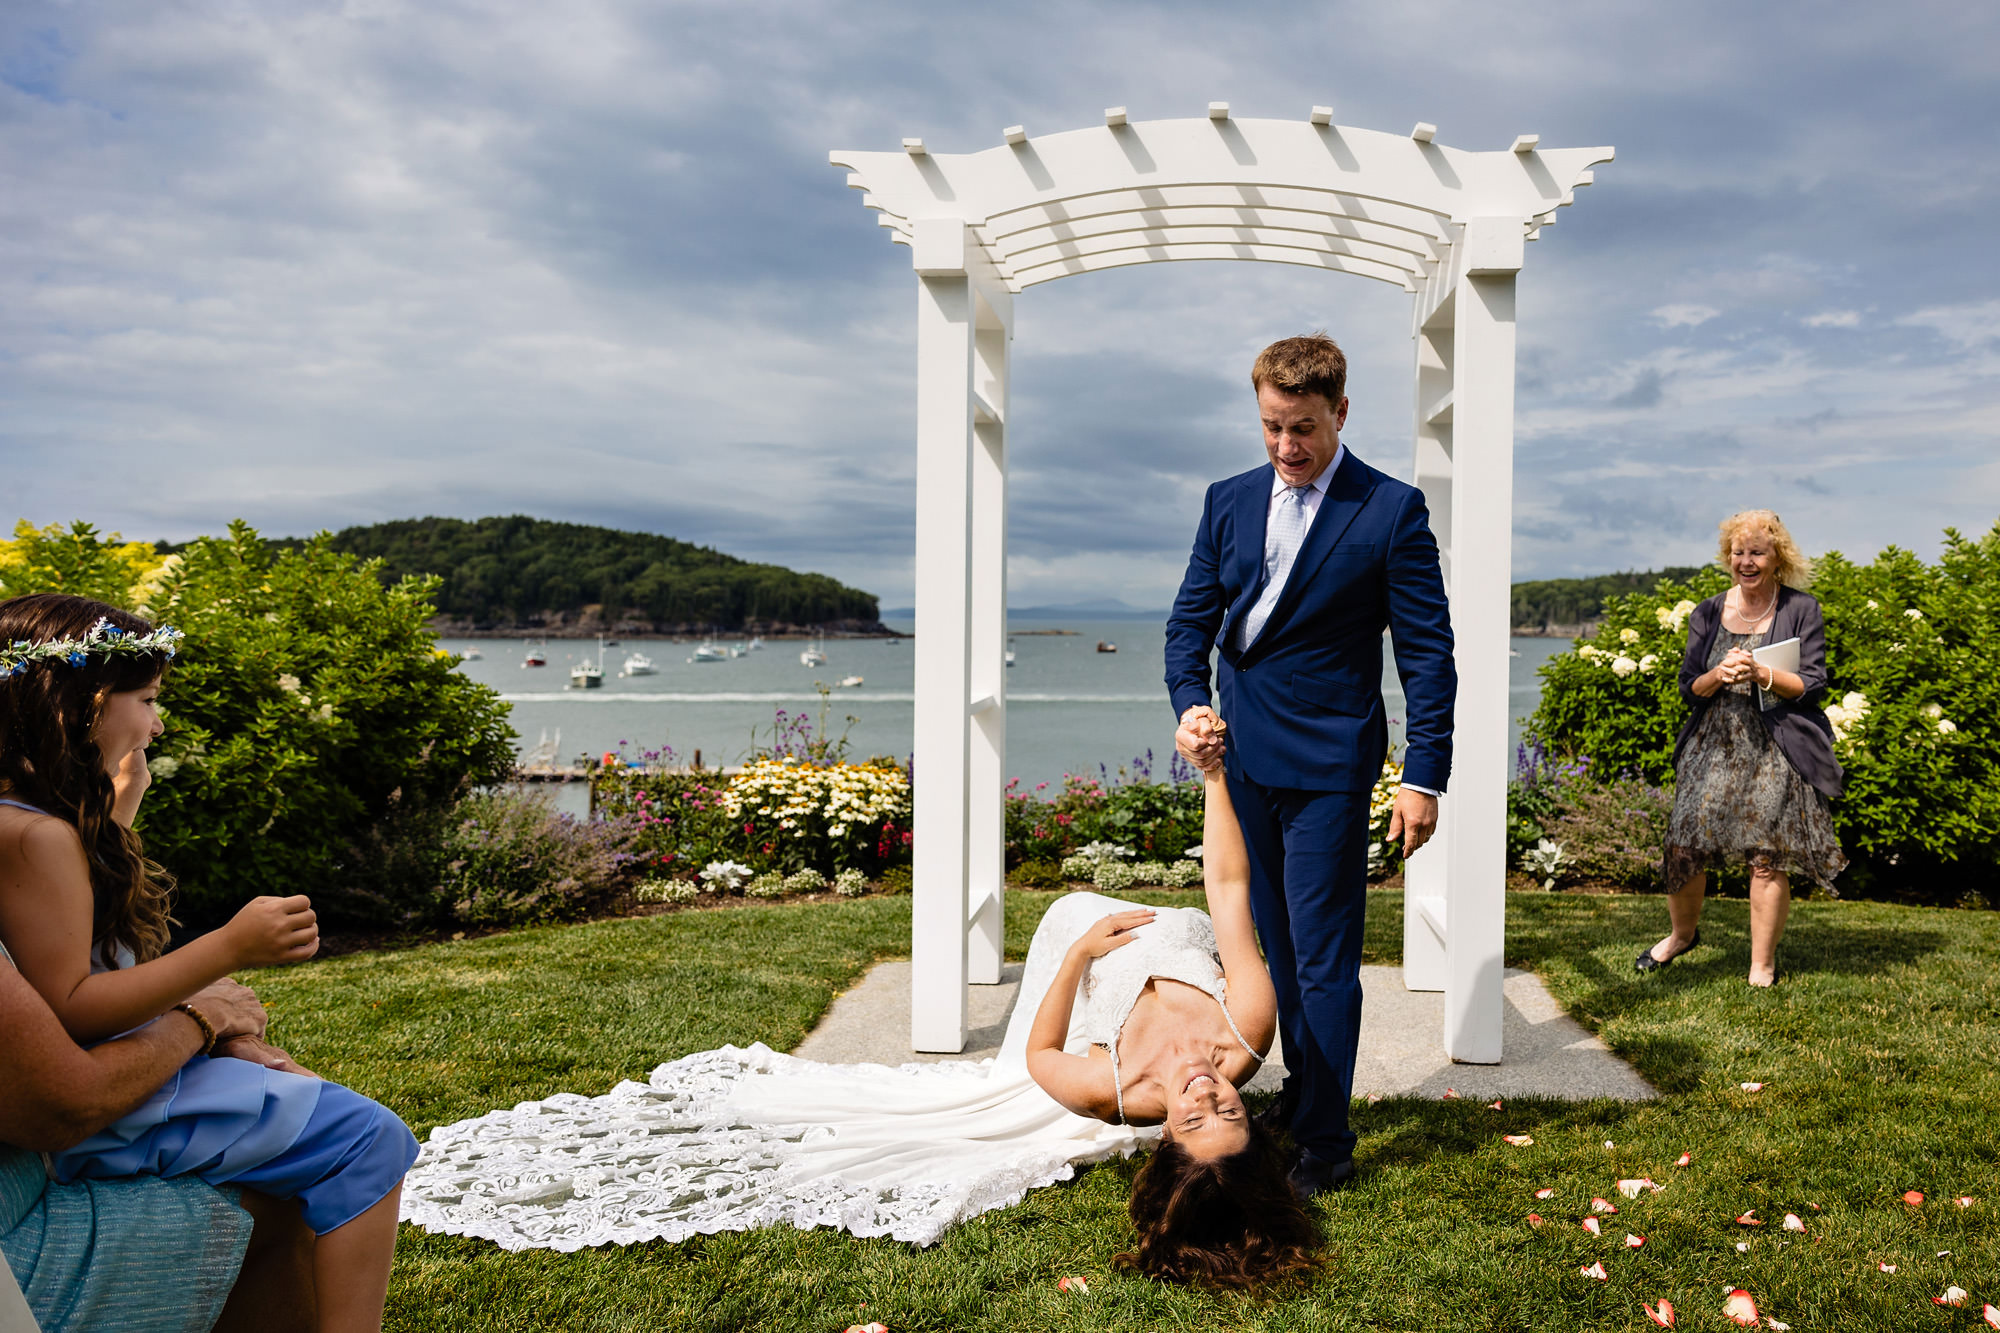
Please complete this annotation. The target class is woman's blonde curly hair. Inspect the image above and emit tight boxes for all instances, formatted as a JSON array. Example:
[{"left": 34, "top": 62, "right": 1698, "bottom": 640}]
[{"left": 1717, "top": 509, "right": 1811, "bottom": 588}]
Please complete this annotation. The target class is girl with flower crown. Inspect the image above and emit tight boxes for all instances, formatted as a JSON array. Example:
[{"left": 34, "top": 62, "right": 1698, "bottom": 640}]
[{"left": 0, "top": 593, "right": 416, "bottom": 1333}]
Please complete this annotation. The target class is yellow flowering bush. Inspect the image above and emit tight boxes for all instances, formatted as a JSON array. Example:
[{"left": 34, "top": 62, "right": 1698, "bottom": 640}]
[{"left": 717, "top": 755, "right": 912, "bottom": 873}]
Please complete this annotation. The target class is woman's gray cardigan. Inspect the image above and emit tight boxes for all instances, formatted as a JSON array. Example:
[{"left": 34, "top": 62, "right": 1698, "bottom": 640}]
[{"left": 1673, "top": 586, "right": 1843, "bottom": 800}]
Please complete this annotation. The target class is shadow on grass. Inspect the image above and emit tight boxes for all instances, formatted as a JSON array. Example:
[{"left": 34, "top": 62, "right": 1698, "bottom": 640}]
[{"left": 1507, "top": 897, "right": 1954, "bottom": 1093}]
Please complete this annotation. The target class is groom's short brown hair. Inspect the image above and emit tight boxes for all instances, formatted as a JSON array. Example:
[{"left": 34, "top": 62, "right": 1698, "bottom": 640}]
[{"left": 1251, "top": 333, "right": 1348, "bottom": 406}]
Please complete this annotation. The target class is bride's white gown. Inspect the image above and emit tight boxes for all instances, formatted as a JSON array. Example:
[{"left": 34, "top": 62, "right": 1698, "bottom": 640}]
[{"left": 400, "top": 893, "right": 1234, "bottom": 1250}]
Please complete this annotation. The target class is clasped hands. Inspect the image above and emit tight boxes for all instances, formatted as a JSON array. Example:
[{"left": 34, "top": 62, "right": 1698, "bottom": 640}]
[
  {"left": 1715, "top": 646, "right": 1764, "bottom": 688},
  {"left": 1175, "top": 704, "right": 1438, "bottom": 858}
]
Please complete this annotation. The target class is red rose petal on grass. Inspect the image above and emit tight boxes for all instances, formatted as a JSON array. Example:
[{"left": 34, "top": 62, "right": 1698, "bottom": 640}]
[
  {"left": 1807, "top": 1202, "right": 1820, "bottom": 1211},
  {"left": 1878, "top": 1263, "right": 1896, "bottom": 1273},
  {"left": 1527, "top": 1213, "right": 1545, "bottom": 1227},
  {"left": 1625, "top": 1233, "right": 1646, "bottom": 1248},
  {"left": 1723, "top": 1289, "right": 1761, "bottom": 1326},
  {"left": 1582, "top": 1217, "right": 1602, "bottom": 1236},
  {"left": 1487, "top": 1099, "right": 1504, "bottom": 1110},
  {"left": 1981, "top": 1303, "right": 1999, "bottom": 1328},
  {"left": 1644, "top": 1299, "right": 1676, "bottom": 1327},
  {"left": 1781, "top": 1213, "right": 1806, "bottom": 1232},
  {"left": 1736, "top": 1210, "right": 1764, "bottom": 1226},
  {"left": 1676, "top": 1152, "right": 1693, "bottom": 1167},
  {"left": 1592, "top": 1197, "right": 1618, "bottom": 1214},
  {"left": 1442, "top": 1088, "right": 1460, "bottom": 1100},
  {"left": 1902, "top": 1190, "right": 1925, "bottom": 1206},
  {"left": 843, "top": 1325, "right": 889, "bottom": 1333},
  {"left": 1765, "top": 1319, "right": 1792, "bottom": 1331},
  {"left": 1366, "top": 1092, "right": 1382, "bottom": 1105},
  {"left": 1957, "top": 1196, "right": 1977, "bottom": 1208},
  {"left": 1739, "top": 1082, "right": 1764, "bottom": 1092},
  {"left": 1736, "top": 1242, "right": 1750, "bottom": 1253},
  {"left": 1579, "top": 1262, "right": 1608, "bottom": 1280},
  {"left": 1503, "top": 1134, "right": 1535, "bottom": 1146},
  {"left": 1056, "top": 1277, "right": 1089, "bottom": 1295},
  {"left": 1535, "top": 1188, "right": 1556, "bottom": 1200},
  {"left": 1617, "top": 1178, "right": 1660, "bottom": 1199},
  {"left": 1935, "top": 1286, "right": 1969, "bottom": 1308}
]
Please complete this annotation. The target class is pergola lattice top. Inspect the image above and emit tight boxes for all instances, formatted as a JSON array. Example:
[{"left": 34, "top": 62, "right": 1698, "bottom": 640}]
[{"left": 832, "top": 109, "right": 1612, "bottom": 304}]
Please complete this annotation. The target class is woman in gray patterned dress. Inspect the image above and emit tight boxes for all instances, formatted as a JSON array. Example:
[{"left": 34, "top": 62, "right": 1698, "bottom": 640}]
[{"left": 1638, "top": 510, "right": 1845, "bottom": 987}]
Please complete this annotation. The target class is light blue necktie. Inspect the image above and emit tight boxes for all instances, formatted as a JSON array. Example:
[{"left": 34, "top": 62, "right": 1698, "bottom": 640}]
[{"left": 1236, "top": 485, "right": 1313, "bottom": 650}]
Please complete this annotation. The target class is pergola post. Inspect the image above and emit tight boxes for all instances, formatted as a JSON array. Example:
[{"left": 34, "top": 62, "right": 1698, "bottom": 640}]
[
  {"left": 1437, "top": 220, "right": 1521, "bottom": 1063},
  {"left": 910, "top": 219, "right": 976, "bottom": 1052},
  {"left": 910, "top": 218, "right": 1013, "bottom": 1051},
  {"left": 1403, "top": 305, "right": 1455, "bottom": 996},
  {"left": 835, "top": 116, "right": 1609, "bottom": 1060}
]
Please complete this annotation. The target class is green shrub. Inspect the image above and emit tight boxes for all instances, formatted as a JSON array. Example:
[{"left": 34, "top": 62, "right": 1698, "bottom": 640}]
[
  {"left": 1524, "top": 522, "right": 2000, "bottom": 902},
  {"left": 1811, "top": 528, "right": 2000, "bottom": 897},
  {"left": 1008, "top": 858, "right": 1066, "bottom": 889},
  {"left": 1149, "top": 859, "right": 1204, "bottom": 889},
  {"left": 440, "top": 790, "right": 643, "bottom": 927},
  {"left": 1544, "top": 776, "right": 1673, "bottom": 890},
  {"left": 879, "top": 866, "right": 913, "bottom": 895},
  {"left": 1525, "top": 566, "right": 1731, "bottom": 785},
  {"left": 5, "top": 520, "right": 519, "bottom": 925},
  {"left": 635, "top": 878, "right": 699, "bottom": 905}
]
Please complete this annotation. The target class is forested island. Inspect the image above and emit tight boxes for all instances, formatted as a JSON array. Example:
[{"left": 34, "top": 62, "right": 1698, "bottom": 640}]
[
  {"left": 179, "top": 516, "right": 889, "bottom": 637},
  {"left": 1510, "top": 567, "right": 1702, "bottom": 635}
]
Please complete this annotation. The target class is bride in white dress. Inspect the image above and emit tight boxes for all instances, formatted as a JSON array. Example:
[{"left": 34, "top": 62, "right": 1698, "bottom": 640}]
[{"left": 403, "top": 729, "right": 1320, "bottom": 1286}]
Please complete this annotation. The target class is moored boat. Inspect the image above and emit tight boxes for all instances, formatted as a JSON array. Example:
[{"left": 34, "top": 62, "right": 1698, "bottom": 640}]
[{"left": 619, "top": 651, "right": 657, "bottom": 677}]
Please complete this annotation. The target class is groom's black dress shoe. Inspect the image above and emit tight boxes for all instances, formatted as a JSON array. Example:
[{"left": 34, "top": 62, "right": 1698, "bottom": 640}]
[{"left": 1286, "top": 1149, "right": 1356, "bottom": 1203}]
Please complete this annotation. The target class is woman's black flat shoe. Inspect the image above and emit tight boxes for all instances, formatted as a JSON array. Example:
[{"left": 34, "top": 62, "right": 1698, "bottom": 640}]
[{"left": 1635, "top": 930, "right": 1701, "bottom": 974}]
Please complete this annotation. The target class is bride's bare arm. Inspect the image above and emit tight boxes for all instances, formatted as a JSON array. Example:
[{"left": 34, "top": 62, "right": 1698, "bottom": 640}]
[
  {"left": 1203, "top": 769, "right": 1277, "bottom": 1057},
  {"left": 1023, "top": 909, "right": 1151, "bottom": 1121}
]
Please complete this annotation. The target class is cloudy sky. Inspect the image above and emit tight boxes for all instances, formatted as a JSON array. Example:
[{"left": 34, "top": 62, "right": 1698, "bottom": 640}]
[{"left": 5, "top": 1, "right": 1996, "bottom": 610}]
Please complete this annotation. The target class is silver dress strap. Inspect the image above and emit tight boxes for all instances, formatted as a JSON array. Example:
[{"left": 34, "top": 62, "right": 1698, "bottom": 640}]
[{"left": 1216, "top": 991, "right": 1266, "bottom": 1064}]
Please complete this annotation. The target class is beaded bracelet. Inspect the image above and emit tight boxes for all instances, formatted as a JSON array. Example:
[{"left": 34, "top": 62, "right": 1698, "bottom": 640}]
[{"left": 174, "top": 1002, "right": 217, "bottom": 1056}]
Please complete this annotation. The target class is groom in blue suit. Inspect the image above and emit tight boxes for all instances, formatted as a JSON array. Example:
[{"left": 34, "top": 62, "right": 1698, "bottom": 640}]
[{"left": 1166, "top": 333, "right": 1456, "bottom": 1199}]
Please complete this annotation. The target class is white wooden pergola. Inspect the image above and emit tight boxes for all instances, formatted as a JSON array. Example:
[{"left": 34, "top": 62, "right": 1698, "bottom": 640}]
[{"left": 831, "top": 108, "right": 1612, "bottom": 1063}]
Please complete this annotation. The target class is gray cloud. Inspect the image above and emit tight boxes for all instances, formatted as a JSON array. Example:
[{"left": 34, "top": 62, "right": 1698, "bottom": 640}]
[{"left": 3, "top": 0, "right": 1998, "bottom": 608}]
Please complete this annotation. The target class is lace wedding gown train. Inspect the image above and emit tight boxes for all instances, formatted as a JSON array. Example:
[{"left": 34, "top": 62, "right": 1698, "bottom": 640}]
[{"left": 400, "top": 893, "right": 1194, "bottom": 1250}]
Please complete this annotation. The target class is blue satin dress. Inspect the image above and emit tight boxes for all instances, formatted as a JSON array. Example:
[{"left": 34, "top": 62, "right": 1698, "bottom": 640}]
[{"left": 0, "top": 798, "right": 418, "bottom": 1234}]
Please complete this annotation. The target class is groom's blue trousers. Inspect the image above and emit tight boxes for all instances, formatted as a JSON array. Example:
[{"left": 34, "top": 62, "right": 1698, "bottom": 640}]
[{"left": 1226, "top": 772, "right": 1372, "bottom": 1163}]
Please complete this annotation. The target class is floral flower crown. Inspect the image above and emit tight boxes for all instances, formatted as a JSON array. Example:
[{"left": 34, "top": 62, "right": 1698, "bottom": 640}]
[{"left": 1, "top": 618, "right": 185, "bottom": 680}]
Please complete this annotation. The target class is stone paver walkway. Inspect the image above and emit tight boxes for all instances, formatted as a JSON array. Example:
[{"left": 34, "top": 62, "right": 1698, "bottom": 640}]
[{"left": 795, "top": 960, "right": 1656, "bottom": 1101}]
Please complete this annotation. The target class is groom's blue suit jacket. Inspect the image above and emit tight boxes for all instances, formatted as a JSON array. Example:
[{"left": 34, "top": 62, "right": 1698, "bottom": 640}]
[{"left": 1165, "top": 453, "right": 1456, "bottom": 793}]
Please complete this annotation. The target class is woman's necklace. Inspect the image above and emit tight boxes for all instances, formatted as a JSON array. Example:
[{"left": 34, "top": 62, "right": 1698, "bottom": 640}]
[{"left": 1733, "top": 584, "right": 1777, "bottom": 627}]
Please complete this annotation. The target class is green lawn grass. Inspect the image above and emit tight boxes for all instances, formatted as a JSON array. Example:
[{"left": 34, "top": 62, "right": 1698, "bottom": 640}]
[{"left": 244, "top": 891, "right": 2000, "bottom": 1331}]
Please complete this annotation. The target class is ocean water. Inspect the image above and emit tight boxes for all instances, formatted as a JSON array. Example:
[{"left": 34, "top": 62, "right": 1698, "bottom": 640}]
[{"left": 455, "top": 622, "right": 1571, "bottom": 803}]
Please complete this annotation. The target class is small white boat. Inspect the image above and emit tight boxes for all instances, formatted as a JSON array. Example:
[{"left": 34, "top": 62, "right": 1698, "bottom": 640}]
[
  {"left": 523, "top": 641, "right": 547, "bottom": 668},
  {"left": 619, "top": 651, "right": 657, "bottom": 677},
  {"left": 800, "top": 636, "right": 828, "bottom": 667},
  {"left": 747, "top": 636, "right": 764, "bottom": 652},
  {"left": 569, "top": 636, "right": 606, "bottom": 688},
  {"left": 1005, "top": 639, "right": 1016, "bottom": 668},
  {"left": 1096, "top": 640, "right": 1118, "bottom": 654},
  {"left": 690, "top": 641, "right": 730, "bottom": 663},
  {"left": 836, "top": 674, "right": 864, "bottom": 689}
]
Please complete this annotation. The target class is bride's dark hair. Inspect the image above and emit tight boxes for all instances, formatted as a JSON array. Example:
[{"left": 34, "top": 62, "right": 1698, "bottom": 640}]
[
  {"left": 0, "top": 592, "right": 178, "bottom": 966},
  {"left": 1116, "top": 1119, "right": 1320, "bottom": 1288}
]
